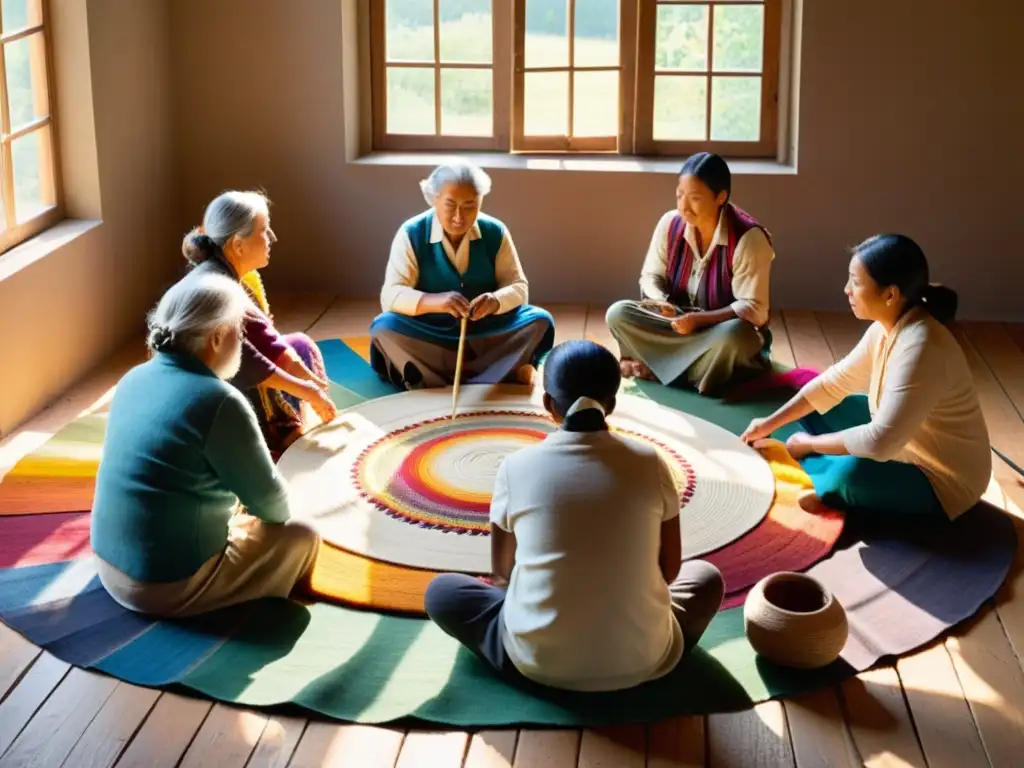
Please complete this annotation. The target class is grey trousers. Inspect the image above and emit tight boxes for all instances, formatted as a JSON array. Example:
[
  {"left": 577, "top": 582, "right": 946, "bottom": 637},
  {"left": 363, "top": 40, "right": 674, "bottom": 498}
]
[
  {"left": 424, "top": 560, "right": 725, "bottom": 691},
  {"left": 371, "top": 318, "right": 550, "bottom": 389},
  {"left": 605, "top": 300, "right": 768, "bottom": 394}
]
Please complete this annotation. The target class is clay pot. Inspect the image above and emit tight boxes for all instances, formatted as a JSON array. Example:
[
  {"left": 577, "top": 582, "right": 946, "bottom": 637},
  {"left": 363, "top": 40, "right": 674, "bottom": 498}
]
[{"left": 743, "top": 572, "right": 848, "bottom": 669}]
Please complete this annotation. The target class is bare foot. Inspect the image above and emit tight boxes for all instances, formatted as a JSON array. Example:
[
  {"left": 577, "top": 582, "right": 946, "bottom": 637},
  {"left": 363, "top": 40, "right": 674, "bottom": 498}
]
[
  {"left": 514, "top": 364, "right": 537, "bottom": 386},
  {"left": 632, "top": 361, "right": 657, "bottom": 381},
  {"left": 796, "top": 488, "right": 824, "bottom": 513}
]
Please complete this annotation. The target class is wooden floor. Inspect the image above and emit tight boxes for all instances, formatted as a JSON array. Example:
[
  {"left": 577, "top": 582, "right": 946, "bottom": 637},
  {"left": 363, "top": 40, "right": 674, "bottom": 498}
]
[{"left": 2, "top": 296, "right": 1024, "bottom": 768}]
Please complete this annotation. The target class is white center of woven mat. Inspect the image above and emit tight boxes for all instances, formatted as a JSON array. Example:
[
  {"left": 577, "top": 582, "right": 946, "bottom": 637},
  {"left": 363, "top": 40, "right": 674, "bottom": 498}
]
[{"left": 279, "top": 385, "right": 775, "bottom": 573}]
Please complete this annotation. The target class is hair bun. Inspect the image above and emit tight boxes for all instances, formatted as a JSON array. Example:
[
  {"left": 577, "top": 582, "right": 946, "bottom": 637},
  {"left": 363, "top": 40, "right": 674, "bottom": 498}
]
[
  {"left": 182, "top": 229, "right": 220, "bottom": 265},
  {"left": 921, "top": 283, "right": 958, "bottom": 325},
  {"left": 148, "top": 324, "right": 176, "bottom": 352}
]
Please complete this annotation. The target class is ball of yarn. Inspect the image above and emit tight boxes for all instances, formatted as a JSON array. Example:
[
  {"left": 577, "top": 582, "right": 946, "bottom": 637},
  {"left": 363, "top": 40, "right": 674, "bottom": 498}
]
[{"left": 743, "top": 572, "right": 848, "bottom": 669}]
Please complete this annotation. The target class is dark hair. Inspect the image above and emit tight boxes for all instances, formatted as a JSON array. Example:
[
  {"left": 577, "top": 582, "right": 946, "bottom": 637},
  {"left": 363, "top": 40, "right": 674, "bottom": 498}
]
[
  {"left": 679, "top": 152, "right": 731, "bottom": 203},
  {"left": 181, "top": 229, "right": 222, "bottom": 266},
  {"left": 853, "top": 234, "right": 958, "bottom": 324},
  {"left": 543, "top": 340, "right": 621, "bottom": 432}
]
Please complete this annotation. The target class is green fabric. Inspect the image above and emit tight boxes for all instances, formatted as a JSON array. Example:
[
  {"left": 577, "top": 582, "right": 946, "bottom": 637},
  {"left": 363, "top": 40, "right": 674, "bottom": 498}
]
[
  {"left": 90, "top": 352, "right": 289, "bottom": 582},
  {"left": 168, "top": 597, "right": 848, "bottom": 726}
]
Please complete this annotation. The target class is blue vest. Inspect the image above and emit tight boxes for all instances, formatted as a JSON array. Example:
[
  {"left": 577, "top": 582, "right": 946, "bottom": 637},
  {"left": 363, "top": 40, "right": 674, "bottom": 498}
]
[{"left": 406, "top": 210, "right": 506, "bottom": 302}]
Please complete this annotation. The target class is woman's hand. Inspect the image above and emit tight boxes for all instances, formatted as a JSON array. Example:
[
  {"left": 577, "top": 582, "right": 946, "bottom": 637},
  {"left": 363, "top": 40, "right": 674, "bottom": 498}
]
[
  {"left": 785, "top": 432, "right": 816, "bottom": 460},
  {"left": 741, "top": 417, "right": 774, "bottom": 444},
  {"left": 469, "top": 293, "right": 500, "bottom": 321},
  {"left": 421, "top": 291, "right": 470, "bottom": 318},
  {"left": 671, "top": 312, "right": 703, "bottom": 336},
  {"left": 643, "top": 300, "right": 679, "bottom": 318},
  {"left": 304, "top": 384, "right": 337, "bottom": 424}
]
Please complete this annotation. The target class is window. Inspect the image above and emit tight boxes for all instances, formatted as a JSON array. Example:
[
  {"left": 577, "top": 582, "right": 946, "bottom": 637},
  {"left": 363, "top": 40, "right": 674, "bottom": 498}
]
[
  {"left": 0, "top": 0, "right": 60, "bottom": 254},
  {"left": 370, "top": 0, "right": 782, "bottom": 158}
]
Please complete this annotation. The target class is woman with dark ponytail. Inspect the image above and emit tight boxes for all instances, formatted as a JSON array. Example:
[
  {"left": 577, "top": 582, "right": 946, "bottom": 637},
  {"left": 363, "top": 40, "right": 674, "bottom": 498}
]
[
  {"left": 424, "top": 340, "right": 724, "bottom": 693},
  {"left": 180, "top": 191, "right": 336, "bottom": 456},
  {"left": 742, "top": 234, "right": 991, "bottom": 523}
]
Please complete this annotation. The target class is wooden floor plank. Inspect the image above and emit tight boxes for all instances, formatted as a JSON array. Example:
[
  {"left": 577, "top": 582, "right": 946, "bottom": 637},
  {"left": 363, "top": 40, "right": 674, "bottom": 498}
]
[
  {"left": 840, "top": 666, "right": 926, "bottom": 767},
  {"left": 463, "top": 730, "right": 517, "bottom": 768},
  {"left": 0, "top": 667, "right": 117, "bottom": 768},
  {"left": 113, "top": 693, "right": 213, "bottom": 768},
  {"left": 578, "top": 724, "right": 645, "bottom": 768},
  {"left": 547, "top": 303, "right": 588, "bottom": 345},
  {"left": 269, "top": 292, "right": 336, "bottom": 335},
  {"left": 946, "top": 610, "right": 1024, "bottom": 768},
  {"left": 1004, "top": 323, "right": 1024, "bottom": 357},
  {"left": 306, "top": 298, "right": 378, "bottom": 340},
  {"left": 647, "top": 716, "right": 704, "bottom": 768},
  {"left": 287, "top": 724, "right": 404, "bottom": 768},
  {"left": 767, "top": 310, "right": 796, "bottom": 369},
  {"left": 395, "top": 731, "right": 469, "bottom": 768},
  {"left": 962, "top": 323, "right": 1024, "bottom": 421},
  {"left": 0, "top": 653, "right": 70, "bottom": 759},
  {"left": 707, "top": 702, "right": 795, "bottom": 768},
  {"left": 783, "top": 687, "right": 859, "bottom": 768},
  {"left": 583, "top": 304, "right": 617, "bottom": 354},
  {"left": 61, "top": 682, "right": 161, "bottom": 768},
  {"left": 781, "top": 310, "right": 834, "bottom": 372},
  {"left": 178, "top": 703, "right": 267, "bottom": 768},
  {"left": 0, "top": 626, "right": 40, "bottom": 704},
  {"left": 512, "top": 730, "right": 580, "bottom": 768},
  {"left": 244, "top": 716, "right": 306, "bottom": 768},
  {"left": 814, "top": 311, "right": 868, "bottom": 360},
  {"left": 895, "top": 642, "right": 988, "bottom": 768}
]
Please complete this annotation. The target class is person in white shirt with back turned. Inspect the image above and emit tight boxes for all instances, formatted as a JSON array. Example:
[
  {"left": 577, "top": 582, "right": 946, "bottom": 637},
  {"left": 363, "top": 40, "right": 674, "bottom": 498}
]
[
  {"left": 423, "top": 340, "right": 725, "bottom": 693},
  {"left": 741, "top": 234, "right": 991, "bottom": 523}
]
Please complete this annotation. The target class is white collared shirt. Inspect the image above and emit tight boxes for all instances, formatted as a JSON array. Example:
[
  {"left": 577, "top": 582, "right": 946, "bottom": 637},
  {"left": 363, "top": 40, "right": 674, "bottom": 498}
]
[
  {"left": 380, "top": 211, "right": 529, "bottom": 315},
  {"left": 638, "top": 208, "right": 774, "bottom": 326},
  {"left": 800, "top": 308, "right": 992, "bottom": 518}
]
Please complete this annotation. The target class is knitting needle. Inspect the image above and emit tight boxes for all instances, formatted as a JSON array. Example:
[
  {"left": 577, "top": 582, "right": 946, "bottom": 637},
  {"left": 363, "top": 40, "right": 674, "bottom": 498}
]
[{"left": 451, "top": 314, "right": 468, "bottom": 419}]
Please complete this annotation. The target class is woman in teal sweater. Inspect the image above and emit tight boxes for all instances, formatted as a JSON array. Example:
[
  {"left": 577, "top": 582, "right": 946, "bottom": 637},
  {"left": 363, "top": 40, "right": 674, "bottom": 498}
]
[{"left": 90, "top": 273, "right": 320, "bottom": 617}]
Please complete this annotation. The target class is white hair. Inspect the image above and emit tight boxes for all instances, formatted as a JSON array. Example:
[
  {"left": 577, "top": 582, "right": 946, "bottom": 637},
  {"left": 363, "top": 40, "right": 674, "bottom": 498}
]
[
  {"left": 147, "top": 273, "right": 249, "bottom": 358},
  {"left": 419, "top": 159, "right": 492, "bottom": 206},
  {"left": 182, "top": 190, "right": 271, "bottom": 265}
]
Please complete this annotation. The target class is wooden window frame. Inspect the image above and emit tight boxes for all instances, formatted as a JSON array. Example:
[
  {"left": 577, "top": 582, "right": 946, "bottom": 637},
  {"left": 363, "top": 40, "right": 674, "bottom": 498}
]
[
  {"left": 0, "top": 0, "right": 62, "bottom": 256},
  {"left": 633, "top": 0, "right": 782, "bottom": 157},
  {"left": 369, "top": 0, "right": 782, "bottom": 160}
]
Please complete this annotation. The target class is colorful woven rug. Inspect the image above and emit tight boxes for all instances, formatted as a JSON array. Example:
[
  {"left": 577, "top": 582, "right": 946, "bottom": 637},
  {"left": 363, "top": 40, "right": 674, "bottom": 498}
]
[
  {"left": 278, "top": 385, "right": 777, "bottom": 572},
  {"left": 0, "top": 338, "right": 1015, "bottom": 727}
]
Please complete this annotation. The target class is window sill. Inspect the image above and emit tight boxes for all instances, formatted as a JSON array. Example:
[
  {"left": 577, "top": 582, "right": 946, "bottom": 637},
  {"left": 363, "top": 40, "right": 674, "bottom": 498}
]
[
  {"left": 0, "top": 219, "right": 102, "bottom": 283},
  {"left": 351, "top": 151, "right": 798, "bottom": 176}
]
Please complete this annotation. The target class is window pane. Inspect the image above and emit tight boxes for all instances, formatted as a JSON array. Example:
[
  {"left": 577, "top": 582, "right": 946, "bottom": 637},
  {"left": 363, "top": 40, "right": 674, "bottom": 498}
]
[
  {"left": 1, "top": 0, "right": 42, "bottom": 33},
  {"left": 525, "top": 0, "right": 568, "bottom": 68},
  {"left": 573, "top": 70, "right": 618, "bottom": 137},
  {"left": 653, "top": 75, "right": 706, "bottom": 140},
  {"left": 711, "top": 76, "right": 761, "bottom": 140},
  {"left": 656, "top": 4, "right": 708, "bottom": 71},
  {"left": 525, "top": 71, "right": 568, "bottom": 135},
  {"left": 713, "top": 4, "right": 764, "bottom": 72},
  {"left": 12, "top": 126, "right": 55, "bottom": 223},
  {"left": 441, "top": 68, "right": 492, "bottom": 135},
  {"left": 439, "top": 0, "right": 491, "bottom": 64},
  {"left": 387, "top": 67, "right": 435, "bottom": 134},
  {"left": 5, "top": 32, "right": 49, "bottom": 131},
  {"left": 573, "top": 0, "right": 618, "bottom": 67},
  {"left": 386, "top": 0, "right": 434, "bottom": 62}
]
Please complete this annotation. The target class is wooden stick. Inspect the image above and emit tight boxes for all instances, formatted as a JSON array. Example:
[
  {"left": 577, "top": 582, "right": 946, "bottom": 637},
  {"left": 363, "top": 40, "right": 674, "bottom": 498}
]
[{"left": 451, "top": 315, "right": 469, "bottom": 419}]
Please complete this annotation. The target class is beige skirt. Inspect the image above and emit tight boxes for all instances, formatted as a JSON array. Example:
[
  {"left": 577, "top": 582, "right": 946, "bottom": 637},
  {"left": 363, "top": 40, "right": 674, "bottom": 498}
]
[{"left": 96, "top": 513, "right": 321, "bottom": 618}]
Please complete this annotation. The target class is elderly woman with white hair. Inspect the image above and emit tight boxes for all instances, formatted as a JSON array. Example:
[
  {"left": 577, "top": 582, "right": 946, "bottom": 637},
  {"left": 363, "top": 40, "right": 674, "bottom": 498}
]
[
  {"left": 90, "top": 273, "right": 321, "bottom": 617},
  {"left": 371, "top": 159, "right": 555, "bottom": 389},
  {"left": 181, "top": 190, "right": 337, "bottom": 456}
]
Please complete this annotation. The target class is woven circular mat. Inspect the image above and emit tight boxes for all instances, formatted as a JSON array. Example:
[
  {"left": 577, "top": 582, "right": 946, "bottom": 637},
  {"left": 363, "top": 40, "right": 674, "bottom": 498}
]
[{"left": 278, "top": 385, "right": 776, "bottom": 573}]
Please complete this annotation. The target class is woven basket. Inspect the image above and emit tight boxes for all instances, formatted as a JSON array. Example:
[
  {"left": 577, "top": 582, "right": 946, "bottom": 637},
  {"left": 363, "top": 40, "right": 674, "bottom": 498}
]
[{"left": 743, "top": 571, "right": 848, "bottom": 669}]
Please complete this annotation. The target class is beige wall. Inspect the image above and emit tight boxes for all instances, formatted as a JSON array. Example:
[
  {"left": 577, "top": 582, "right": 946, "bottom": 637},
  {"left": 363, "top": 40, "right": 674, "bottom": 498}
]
[
  {"left": 0, "top": 0, "right": 179, "bottom": 436},
  {"left": 170, "top": 0, "right": 1023, "bottom": 321}
]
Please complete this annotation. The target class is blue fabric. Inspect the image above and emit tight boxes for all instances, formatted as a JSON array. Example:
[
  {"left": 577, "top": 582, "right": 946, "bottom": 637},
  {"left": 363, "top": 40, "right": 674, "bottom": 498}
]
[
  {"left": 320, "top": 339, "right": 401, "bottom": 400},
  {"left": 90, "top": 352, "right": 290, "bottom": 583},
  {"left": 799, "top": 395, "right": 946, "bottom": 521}
]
